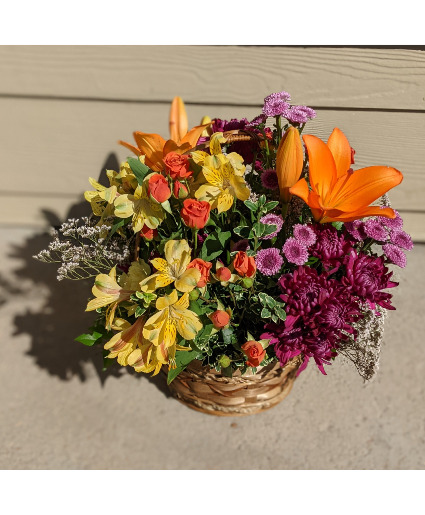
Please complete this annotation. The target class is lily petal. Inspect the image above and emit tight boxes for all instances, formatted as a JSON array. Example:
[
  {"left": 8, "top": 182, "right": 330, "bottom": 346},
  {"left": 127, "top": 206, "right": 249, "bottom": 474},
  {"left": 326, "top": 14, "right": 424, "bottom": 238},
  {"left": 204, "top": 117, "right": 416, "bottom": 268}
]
[
  {"left": 327, "top": 128, "right": 352, "bottom": 179},
  {"left": 169, "top": 96, "right": 188, "bottom": 144},
  {"left": 276, "top": 127, "right": 304, "bottom": 203},
  {"left": 303, "top": 134, "right": 337, "bottom": 201},
  {"left": 132, "top": 132, "right": 166, "bottom": 171}
]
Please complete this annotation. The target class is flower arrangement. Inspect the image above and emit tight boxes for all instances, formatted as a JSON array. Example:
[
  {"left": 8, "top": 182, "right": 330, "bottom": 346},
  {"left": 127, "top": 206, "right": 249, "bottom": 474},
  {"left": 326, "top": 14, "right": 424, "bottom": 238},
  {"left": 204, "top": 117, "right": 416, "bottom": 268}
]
[{"left": 36, "top": 92, "right": 412, "bottom": 394}]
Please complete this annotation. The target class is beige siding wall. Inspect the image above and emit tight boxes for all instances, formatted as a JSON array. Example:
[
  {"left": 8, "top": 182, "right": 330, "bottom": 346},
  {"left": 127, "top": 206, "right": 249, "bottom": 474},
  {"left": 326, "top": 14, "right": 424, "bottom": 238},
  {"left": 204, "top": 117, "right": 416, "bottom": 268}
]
[{"left": 1, "top": 46, "right": 424, "bottom": 239}]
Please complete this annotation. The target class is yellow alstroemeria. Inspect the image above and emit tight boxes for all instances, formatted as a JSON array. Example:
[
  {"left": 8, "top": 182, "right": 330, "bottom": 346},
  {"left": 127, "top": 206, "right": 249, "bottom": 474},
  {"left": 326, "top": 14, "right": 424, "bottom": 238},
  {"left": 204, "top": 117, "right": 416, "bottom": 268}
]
[
  {"left": 84, "top": 177, "right": 117, "bottom": 219},
  {"left": 140, "top": 239, "right": 201, "bottom": 293},
  {"left": 113, "top": 180, "right": 166, "bottom": 233},
  {"left": 86, "top": 261, "right": 150, "bottom": 329},
  {"left": 104, "top": 317, "right": 145, "bottom": 367},
  {"left": 106, "top": 160, "right": 139, "bottom": 195},
  {"left": 142, "top": 289, "right": 202, "bottom": 368},
  {"left": 194, "top": 132, "right": 250, "bottom": 213}
]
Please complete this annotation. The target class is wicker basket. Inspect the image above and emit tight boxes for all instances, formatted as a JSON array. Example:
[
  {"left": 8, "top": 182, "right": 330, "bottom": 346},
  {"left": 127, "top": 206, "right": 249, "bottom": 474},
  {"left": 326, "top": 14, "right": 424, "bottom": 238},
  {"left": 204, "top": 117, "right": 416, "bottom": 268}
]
[{"left": 165, "top": 356, "right": 302, "bottom": 417}]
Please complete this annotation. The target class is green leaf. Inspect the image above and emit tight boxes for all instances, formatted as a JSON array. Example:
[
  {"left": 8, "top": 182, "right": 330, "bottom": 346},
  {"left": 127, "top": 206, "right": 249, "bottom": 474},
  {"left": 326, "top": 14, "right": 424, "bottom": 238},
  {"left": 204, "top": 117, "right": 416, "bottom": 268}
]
[
  {"left": 262, "top": 223, "right": 278, "bottom": 236},
  {"left": 75, "top": 331, "right": 103, "bottom": 347},
  {"left": 221, "top": 366, "right": 233, "bottom": 378},
  {"left": 233, "top": 225, "right": 251, "bottom": 238},
  {"left": 258, "top": 292, "right": 276, "bottom": 309},
  {"left": 161, "top": 200, "right": 173, "bottom": 214},
  {"left": 134, "top": 306, "right": 146, "bottom": 318},
  {"left": 332, "top": 221, "right": 343, "bottom": 230},
  {"left": 222, "top": 326, "right": 234, "bottom": 346},
  {"left": 261, "top": 307, "right": 271, "bottom": 319},
  {"left": 102, "top": 349, "right": 115, "bottom": 371},
  {"left": 167, "top": 349, "right": 202, "bottom": 384},
  {"left": 244, "top": 200, "right": 258, "bottom": 212},
  {"left": 189, "top": 300, "right": 203, "bottom": 315},
  {"left": 128, "top": 157, "right": 151, "bottom": 185},
  {"left": 199, "top": 229, "right": 231, "bottom": 261},
  {"left": 106, "top": 218, "right": 125, "bottom": 241},
  {"left": 263, "top": 201, "right": 279, "bottom": 213}
]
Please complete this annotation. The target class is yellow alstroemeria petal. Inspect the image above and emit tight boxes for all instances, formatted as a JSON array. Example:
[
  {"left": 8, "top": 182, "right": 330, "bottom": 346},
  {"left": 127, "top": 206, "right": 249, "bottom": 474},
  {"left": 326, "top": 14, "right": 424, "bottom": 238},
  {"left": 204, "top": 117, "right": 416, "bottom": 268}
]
[
  {"left": 150, "top": 258, "right": 170, "bottom": 274},
  {"left": 217, "top": 192, "right": 234, "bottom": 213},
  {"left": 227, "top": 152, "right": 246, "bottom": 176},
  {"left": 190, "top": 150, "right": 209, "bottom": 165},
  {"left": 86, "top": 296, "right": 116, "bottom": 312},
  {"left": 143, "top": 310, "right": 167, "bottom": 346},
  {"left": 175, "top": 310, "right": 203, "bottom": 341},
  {"left": 175, "top": 268, "right": 201, "bottom": 293},
  {"left": 195, "top": 184, "right": 221, "bottom": 205},
  {"left": 156, "top": 290, "right": 179, "bottom": 310},
  {"left": 164, "top": 240, "right": 191, "bottom": 269},
  {"left": 88, "top": 177, "right": 106, "bottom": 192},
  {"left": 173, "top": 292, "right": 190, "bottom": 311},
  {"left": 111, "top": 318, "right": 132, "bottom": 331},
  {"left": 120, "top": 260, "right": 151, "bottom": 290},
  {"left": 209, "top": 132, "right": 227, "bottom": 155},
  {"left": 202, "top": 166, "right": 224, "bottom": 188},
  {"left": 114, "top": 194, "right": 134, "bottom": 218},
  {"left": 162, "top": 317, "right": 177, "bottom": 348},
  {"left": 139, "top": 274, "right": 161, "bottom": 293},
  {"left": 231, "top": 176, "right": 251, "bottom": 201}
]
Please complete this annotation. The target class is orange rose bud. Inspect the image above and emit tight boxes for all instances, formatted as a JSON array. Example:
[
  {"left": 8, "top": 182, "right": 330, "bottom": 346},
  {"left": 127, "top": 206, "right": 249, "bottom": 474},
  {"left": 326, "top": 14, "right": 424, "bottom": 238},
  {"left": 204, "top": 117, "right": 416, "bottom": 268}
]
[
  {"left": 241, "top": 340, "right": 266, "bottom": 368},
  {"left": 216, "top": 266, "right": 231, "bottom": 282},
  {"left": 233, "top": 251, "right": 256, "bottom": 278},
  {"left": 187, "top": 258, "right": 212, "bottom": 287},
  {"left": 140, "top": 224, "right": 158, "bottom": 240},
  {"left": 173, "top": 180, "right": 189, "bottom": 199},
  {"left": 181, "top": 199, "right": 211, "bottom": 229},
  {"left": 163, "top": 151, "right": 192, "bottom": 179},
  {"left": 210, "top": 310, "right": 230, "bottom": 329},
  {"left": 275, "top": 126, "right": 304, "bottom": 204},
  {"left": 148, "top": 174, "right": 171, "bottom": 203}
]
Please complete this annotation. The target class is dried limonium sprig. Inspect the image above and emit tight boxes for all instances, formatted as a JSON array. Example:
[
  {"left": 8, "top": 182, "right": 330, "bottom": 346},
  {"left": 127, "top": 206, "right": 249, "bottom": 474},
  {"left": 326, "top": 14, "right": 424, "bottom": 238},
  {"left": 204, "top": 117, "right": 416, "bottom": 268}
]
[{"left": 34, "top": 217, "right": 131, "bottom": 281}]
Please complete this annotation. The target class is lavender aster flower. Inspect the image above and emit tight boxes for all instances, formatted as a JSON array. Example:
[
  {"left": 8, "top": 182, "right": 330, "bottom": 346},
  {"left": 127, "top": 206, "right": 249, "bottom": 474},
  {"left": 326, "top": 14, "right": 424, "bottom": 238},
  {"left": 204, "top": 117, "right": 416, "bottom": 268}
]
[
  {"left": 261, "top": 169, "right": 279, "bottom": 190},
  {"left": 260, "top": 214, "right": 284, "bottom": 240},
  {"left": 282, "top": 237, "right": 309, "bottom": 265},
  {"left": 293, "top": 224, "right": 317, "bottom": 247},
  {"left": 345, "top": 220, "right": 367, "bottom": 241},
  {"left": 247, "top": 114, "right": 267, "bottom": 127},
  {"left": 363, "top": 218, "right": 389, "bottom": 241},
  {"left": 262, "top": 91, "right": 291, "bottom": 117},
  {"left": 284, "top": 105, "right": 317, "bottom": 124},
  {"left": 378, "top": 208, "right": 403, "bottom": 230},
  {"left": 390, "top": 229, "right": 414, "bottom": 251},
  {"left": 255, "top": 248, "right": 283, "bottom": 276},
  {"left": 383, "top": 243, "right": 407, "bottom": 268}
]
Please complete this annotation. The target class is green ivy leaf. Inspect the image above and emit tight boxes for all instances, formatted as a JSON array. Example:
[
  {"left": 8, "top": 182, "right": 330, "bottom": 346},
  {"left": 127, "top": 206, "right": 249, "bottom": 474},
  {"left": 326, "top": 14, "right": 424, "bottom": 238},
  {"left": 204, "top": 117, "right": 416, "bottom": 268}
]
[
  {"left": 75, "top": 331, "right": 103, "bottom": 347},
  {"left": 233, "top": 225, "right": 251, "bottom": 238},
  {"left": 332, "top": 221, "right": 344, "bottom": 231},
  {"left": 199, "top": 229, "right": 231, "bottom": 261},
  {"left": 128, "top": 157, "right": 151, "bottom": 185},
  {"left": 244, "top": 200, "right": 258, "bottom": 212},
  {"left": 167, "top": 349, "right": 202, "bottom": 384},
  {"left": 261, "top": 307, "right": 271, "bottom": 319},
  {"left": 263, "top": 201, "right": 279, "bottom": 213}
]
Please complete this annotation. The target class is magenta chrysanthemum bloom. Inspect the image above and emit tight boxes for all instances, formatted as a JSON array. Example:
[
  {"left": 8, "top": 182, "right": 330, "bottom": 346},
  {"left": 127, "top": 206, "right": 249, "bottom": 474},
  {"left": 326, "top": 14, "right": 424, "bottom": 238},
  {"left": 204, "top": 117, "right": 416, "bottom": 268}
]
[
  {"left": 282, "top": 237, "right": 309, "bottom": 265},
  {"left": 383, "top": 243, "right": 407, "bottom": 268},
  {"left": 363, "top": 218, "right": 389, "bottom": 241},
  {"left": 260, "top": 213, "right": 284, "bottom": 240},
  {"left": 261, "top": 169, "right": 279, "bottom": 190},
  {"left": 262, "top": 91, "right": 291, "bottom": 117},
  {"left": 345, "top": 220, "right": 367, "bottom": 241},
  {"left": 390, "top": 229, "right": 414, "bottom": 251},
  {"left": 255, "top": 248, "right": 283, "bottom": 276},
  {"left": 343, "top": 250, "right": 398, "bottom": 309},
  {"left": 293, "top": 224, "right": 317, "bottom": 247},
  {"left": 284, "top": 105, "right": 317, "bottom": 124},
  {"left": 378, "top": 208, "right": 403, "bottom": 230},
  {"left": 247, "top": 114, "right": 267, "bottom": 127},
  {"left": 310, "top": 224, "right": 352, "bottom": 268}
]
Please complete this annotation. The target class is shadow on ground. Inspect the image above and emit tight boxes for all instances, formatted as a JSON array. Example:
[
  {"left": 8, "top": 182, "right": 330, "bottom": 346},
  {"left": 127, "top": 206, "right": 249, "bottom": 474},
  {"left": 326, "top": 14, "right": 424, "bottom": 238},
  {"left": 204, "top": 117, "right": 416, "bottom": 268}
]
[{"left": 2, "top": 152, "right": 170, "bottom": 396}]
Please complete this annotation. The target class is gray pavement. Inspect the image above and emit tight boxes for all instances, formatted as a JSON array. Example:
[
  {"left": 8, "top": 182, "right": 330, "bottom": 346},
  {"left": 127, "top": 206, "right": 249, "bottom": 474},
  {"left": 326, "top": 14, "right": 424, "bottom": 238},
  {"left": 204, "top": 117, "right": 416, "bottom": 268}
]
[{"left": 1, "top": 227, "right": 424, "bottom": 469}]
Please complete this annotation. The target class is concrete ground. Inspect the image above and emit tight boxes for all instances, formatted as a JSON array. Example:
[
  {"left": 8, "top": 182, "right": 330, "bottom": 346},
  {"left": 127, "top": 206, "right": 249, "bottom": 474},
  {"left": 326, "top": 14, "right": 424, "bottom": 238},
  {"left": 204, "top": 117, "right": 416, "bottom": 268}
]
[{"left": 0, "top": 227, "right": 424, "bottom": 470}]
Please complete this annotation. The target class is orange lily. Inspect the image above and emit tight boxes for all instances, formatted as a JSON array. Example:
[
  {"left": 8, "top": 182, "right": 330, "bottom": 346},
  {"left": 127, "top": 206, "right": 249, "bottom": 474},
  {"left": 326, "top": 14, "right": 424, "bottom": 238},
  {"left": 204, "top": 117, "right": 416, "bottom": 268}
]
[
  {"left": 289, "top": 128, "right": 403, "bottom": 223},
  {"left": 119, "top": 97, "right": 210, "bottom": 172},
  {"left": 275, "top": 126, "right": 304, "bottom": 204}
]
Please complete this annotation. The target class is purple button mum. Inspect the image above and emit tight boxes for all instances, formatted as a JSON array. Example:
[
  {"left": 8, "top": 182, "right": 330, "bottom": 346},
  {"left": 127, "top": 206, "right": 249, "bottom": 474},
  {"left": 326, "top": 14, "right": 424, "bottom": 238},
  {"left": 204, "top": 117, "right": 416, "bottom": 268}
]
[
  {"left": 255, "top": 248, "right": 283, "bottom": 276},
  {"left": 261, "top": 169, "right": 279, "bottom": 190},
  {"left": 345, "top": 220, "right": 367, "bottom": 241},
  {"left": 390, "top": 230, "right": 414, "bottom": 251},
  {"left": 383, "top": 243, "right": 407, "bottom": 268},
  {"left": 284, "top": 105, "right": 317, "bottom": 124},
  {"left": 282, "top": 237, "right": 309, "bottom": 265},
  {"left": 259, "top": 213, "right": 284, "bottom": 240},
  {"left": 363, "top": 218, "right": 389, "bottom": 241},
  {"left": 293, "top": 224, "right": 317, "bottom": 247},
  {"left": 378, "top": 208, "right": 403, "bottom": 230},
  {"left": 262, "top": 91, "right": 291, "bottom": 117}
]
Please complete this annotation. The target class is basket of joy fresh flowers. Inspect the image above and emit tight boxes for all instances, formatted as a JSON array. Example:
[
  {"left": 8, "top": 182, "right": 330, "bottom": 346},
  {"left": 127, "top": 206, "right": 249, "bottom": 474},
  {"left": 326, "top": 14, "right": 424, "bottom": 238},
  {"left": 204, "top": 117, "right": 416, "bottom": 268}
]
[{"left": 35, "top": 92, "right": 413, "bottom": 416}]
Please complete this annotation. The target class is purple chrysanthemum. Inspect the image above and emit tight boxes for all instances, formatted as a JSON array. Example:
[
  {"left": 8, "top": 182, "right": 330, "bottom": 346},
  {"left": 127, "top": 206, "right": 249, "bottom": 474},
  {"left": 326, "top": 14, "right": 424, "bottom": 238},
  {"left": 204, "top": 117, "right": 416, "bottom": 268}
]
[
  {"left": 390, "top": 230, "right": 414, "bottom": 251},
  {"left": 345, "top": 220, "right": 367, "bottom": 241},
  {"left": 343, "top": 250, "right": 398, "bottom": 309},
  {"left": 284, "top": 105, "right": 317, "bottom": 124},
  {"left": 310, "top": 224, "right": 352, "bottom": 268},
  {"left": 282, "top": 237, "right": 309, "bottom": 265},
  {"left": 262, "top": 91, "right": 291, "bottom": 117},
  {"left": 260, "top": 213, "right": 284, "bottom": 240},
  {"left": 293, "top": 224, "right": 317, "bottom": 247},
  {"left": 363, "top": 218, "right": 389, "bottom": 241},
  {"left": 378, "top": 208, "right": 403, "bottom": 230},
  {"left": 246, "top": 114, "right": 267, "bottom": 127},
  {"left": 261, "top": 169, "right": 279, "bottom": 190},
  {"left": 255, "top": 248, "right": 283, "bottom": 276},
  {"left": 383, "top": 243, "right": 407, "bottom": 268}
]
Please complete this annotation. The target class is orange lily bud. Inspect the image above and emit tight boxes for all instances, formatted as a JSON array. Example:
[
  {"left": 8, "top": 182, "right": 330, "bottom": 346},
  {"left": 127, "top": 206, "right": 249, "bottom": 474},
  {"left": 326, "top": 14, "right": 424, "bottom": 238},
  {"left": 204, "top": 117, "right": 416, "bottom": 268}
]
[
  {"left": 275, "top": 126, "right": 304, "bottom": 204},
  {"left": 169, "top": 96, "right": 188, "bottom": 144}
]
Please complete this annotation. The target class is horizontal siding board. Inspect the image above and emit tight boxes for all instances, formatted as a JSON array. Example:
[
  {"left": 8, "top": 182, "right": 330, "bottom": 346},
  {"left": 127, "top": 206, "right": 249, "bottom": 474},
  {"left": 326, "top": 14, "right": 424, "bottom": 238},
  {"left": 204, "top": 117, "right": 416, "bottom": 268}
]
[
  {"left": 0, "top": 46, "right": 425, "bottom": 110},
  {"left": 1, "top": 98, "right": 424, "bottom": 211}
]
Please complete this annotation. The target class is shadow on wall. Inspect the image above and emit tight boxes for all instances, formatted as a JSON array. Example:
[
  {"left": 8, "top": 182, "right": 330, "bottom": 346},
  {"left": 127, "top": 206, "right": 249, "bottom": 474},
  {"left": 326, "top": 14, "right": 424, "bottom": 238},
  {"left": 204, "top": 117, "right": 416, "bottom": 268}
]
[{"left": 2, "top": 152, "right": 170, "bottom": 396}]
